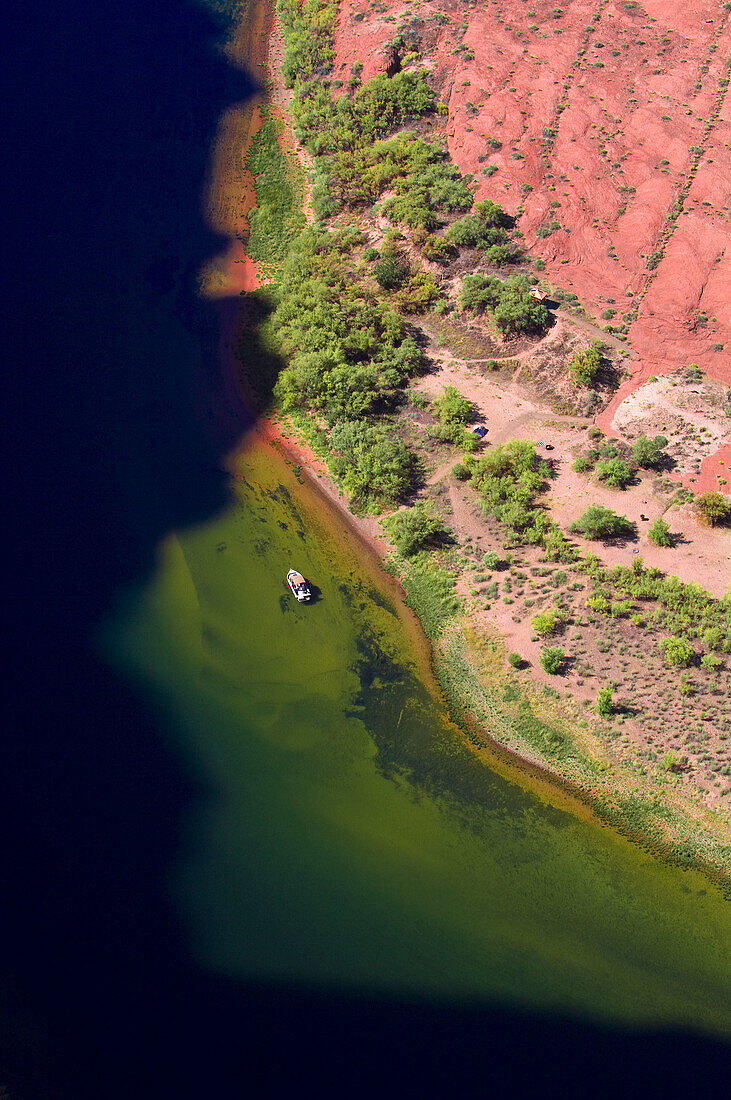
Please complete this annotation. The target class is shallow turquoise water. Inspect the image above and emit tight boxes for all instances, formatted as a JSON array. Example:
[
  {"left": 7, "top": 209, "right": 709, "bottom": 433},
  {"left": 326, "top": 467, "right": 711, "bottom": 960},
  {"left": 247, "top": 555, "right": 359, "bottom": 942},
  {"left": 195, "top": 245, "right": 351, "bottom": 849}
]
[{"left": 108, "top": 440, "right": 731, "bottom": 1036}]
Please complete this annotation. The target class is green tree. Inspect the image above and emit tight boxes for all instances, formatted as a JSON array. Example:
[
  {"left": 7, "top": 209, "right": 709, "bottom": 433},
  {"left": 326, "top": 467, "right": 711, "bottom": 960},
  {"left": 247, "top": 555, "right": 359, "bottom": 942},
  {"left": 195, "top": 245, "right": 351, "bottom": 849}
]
[
  {"left": 460, "top": 274, "right": 548, "bottom": 334},
  {"left": 570, "top": 506, "right": 635, "bottom": 541},
  {"left": 695, "top": 491, "right": 730, "bottom": 527},
  {"left": 595, "top": 457, "right": 633, "bottom": 489},
  {"left": 596, "top": 687, "right": 613, "bottom": 717},
  {"left": 659, "top": 635, "right": 695, "bottom": 668},
  {"left": 493, "top": 276, "right": 548, "bottom": 335},
  {"left": 540, "top": 646, "right": 565, "bottom": 674},
  {"left": 433, "top": 385, "right": 472, "bottom": 426},
  {"left": 329, "top": 420, "right": 415, "bottom": 510},
  {"left": 631, "top": 433, "right": 668, "bottom": 468},
  {"left": 384, "top": 503, "right": 451, "bottom": 558},
  {"left": 648, "top": 517, "right": 672, "bottom": 546},
  {"left": 570, "top": 345, "right": 603, "bottom": 386}
]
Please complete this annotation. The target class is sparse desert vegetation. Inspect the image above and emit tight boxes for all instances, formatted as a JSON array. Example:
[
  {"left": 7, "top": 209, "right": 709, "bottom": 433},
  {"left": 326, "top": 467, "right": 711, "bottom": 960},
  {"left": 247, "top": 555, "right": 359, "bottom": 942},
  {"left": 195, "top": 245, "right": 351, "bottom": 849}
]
[{"left": 245, "top": 0, "right": 731, "bottom": 876}]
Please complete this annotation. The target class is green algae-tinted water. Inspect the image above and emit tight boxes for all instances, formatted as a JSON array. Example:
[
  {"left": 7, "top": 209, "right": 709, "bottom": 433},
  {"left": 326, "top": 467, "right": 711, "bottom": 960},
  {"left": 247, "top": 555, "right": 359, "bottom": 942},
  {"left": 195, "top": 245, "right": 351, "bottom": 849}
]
[{"left": 107, "top": 439, "right": 731, "bottom": 1037}]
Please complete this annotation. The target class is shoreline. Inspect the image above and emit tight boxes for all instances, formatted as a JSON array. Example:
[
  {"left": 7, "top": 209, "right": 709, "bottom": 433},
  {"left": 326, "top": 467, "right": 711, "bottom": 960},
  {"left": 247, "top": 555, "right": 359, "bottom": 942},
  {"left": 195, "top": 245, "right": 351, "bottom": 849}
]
[
  {"left": 212, "top": 0, "right": 731, "bottom": 885},
  {"left": 258, "top": 412, "right": 731, "bottom": 893}
]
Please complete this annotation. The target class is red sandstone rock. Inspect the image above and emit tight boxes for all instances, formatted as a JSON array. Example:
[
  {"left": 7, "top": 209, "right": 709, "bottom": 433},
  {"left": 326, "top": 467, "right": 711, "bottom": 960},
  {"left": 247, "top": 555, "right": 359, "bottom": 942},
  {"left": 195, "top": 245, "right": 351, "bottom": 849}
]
[{"left": 332, "top": 0, "right": 729, "bottom": 481}]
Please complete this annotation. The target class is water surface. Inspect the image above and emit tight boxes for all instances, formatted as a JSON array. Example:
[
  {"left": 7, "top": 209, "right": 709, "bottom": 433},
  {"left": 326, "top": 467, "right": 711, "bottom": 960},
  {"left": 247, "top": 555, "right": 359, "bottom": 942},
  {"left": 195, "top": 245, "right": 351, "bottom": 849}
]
[{"left": 110, "top": 437, "right": 731, "bottom": 1034}]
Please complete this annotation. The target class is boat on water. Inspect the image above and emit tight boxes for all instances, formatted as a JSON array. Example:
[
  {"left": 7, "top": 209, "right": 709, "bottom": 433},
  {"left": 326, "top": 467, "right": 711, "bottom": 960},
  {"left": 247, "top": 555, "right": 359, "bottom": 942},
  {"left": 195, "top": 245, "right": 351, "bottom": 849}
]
[{"left": 287, "top": 569, "right": 312, "bottom": 602}]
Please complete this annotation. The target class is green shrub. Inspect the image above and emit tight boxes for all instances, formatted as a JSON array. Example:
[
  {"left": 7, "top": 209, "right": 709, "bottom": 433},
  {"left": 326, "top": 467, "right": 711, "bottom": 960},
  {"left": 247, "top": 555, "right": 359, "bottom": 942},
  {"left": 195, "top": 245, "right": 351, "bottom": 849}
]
[
  {"left": 695, "top": 491, "right": 730, "bottom": 527},
  {"left": 700, "top": 652, "right": 722, "bottom": 671},
  {"left": 471, "top": 440, "right": 548, "bottom": 534},
  {"left": 482, "top": 550, "right": 502, "bottom": 570},
  {"left": 279, "top": 0, "right": 337, "bottom": 87},
  {"left": 597, "top": 687, "right": 613, "bottom": 717},
  {"left": 570, "top": 506, "right": 635, "bottom": 541},
  {"left": 433, "top": 384, "right": 472, "bottom": 426},
  {"left": 532, "top": 609, "right": 562, "bottom": 636},
  {"left": 595, "top": 457, "right": 633, "bottom": 488},
  {"left": 374, "top": 247, "right": 410, "bottom": 289},
  {"left": 570, "top": 344, "right": 603, "bottom": 386},
  {"left": 446, "top": 200, "right": 511, "bottom": 253},
  {"left": 507, "top": 652, "right": 523, "bottom": 668},
  {"left": 648, "top": 517, "right": 672, "bottom": 546},
  {"left": 384, "top": 503, "right": 451, "bottom": 557},
  {"left": 631, "top": 433, "right": 668, "bottom": 468},
  {"left": 540, "top": 646, "right": 565, "bottom": 674},
  {"left": 659, "top": 635, "right": 695, "bottom": 668},
  {"left": 460, "top": 274, "right": 548, "bottom": 335},
  {"left": 452, "top": 462, "right": 472, "bottom": 481},
  {"left": 662, "top": 750, "right": 680, "bottom": 772},
  {"left": 573, "top": 455, "right": 592, "bottom": 473},
  {"left": 395, "top": 272, "right": 443, "bottom": 314},
  {"left": 329, "top": 420, "right": 415, "bottom": 510},
  {"left": 420, "top": 234, "right": 457, "bottom": 263},
  {"left": 363, "top": 247, "right": 379, "bottom": 261}
]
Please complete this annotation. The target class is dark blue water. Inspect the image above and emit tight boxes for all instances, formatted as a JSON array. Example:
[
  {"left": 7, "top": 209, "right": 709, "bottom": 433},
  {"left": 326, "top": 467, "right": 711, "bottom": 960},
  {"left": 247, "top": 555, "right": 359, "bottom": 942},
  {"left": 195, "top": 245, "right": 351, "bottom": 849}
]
[{"left": 3, "top": 1, "right": 730, "bottom": 1095}]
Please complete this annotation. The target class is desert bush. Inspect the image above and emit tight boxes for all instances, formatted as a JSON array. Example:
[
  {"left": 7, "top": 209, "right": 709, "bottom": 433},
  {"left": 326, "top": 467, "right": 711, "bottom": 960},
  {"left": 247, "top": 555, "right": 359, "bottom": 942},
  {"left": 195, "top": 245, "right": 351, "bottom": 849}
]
[
  {"left": 532, "top": 609, "right": 563, "bottom": 636},
  {"left": 482, "top": 550, "right": 502, "bottom": 570},
  {"left": 648, "top": 517, "right": 672, "bottom": 546},
  {"left": 659, "top": 635, "right": 695, "bottom": 668},
  {"left": 395, "top": 272, "right": 443, "bottom": 314},
  {"left": 631, "top": 433, "right": 668, "bottom": 468},
  {"left": 595, "top": 457, "right": 633, "bottom": 489},
  {"left": 570, "top": 344, "right": 603, "bottom": 386},
  {"left": 374, "top": 246, "right": 410, "bottom": 289},
  {"left": 540, "top": 646, "right": 565, "bottom": 674},
  {"left": 662, "top": 750, "right": 680, "bottom": 772},
  {"left": 384, "top": 503, "right": 451, "bottom": 558},
  {"left": 695, "top": 491, "right": 730, "bottom": 527},
  {"left": 452, "top": 462, "right": 471, "bottom": 481},
  {"left": 433, "top": 384, "right": 472, "bottom": 426},
  {"left": 597, "top": 687, "right": 613, "bottom": 717},
  {"left": 420, "top": 234, "right": 457, "bottom": 263},
  {"left": 507, "top": 652, "right": 523, "bottom": 668},
  {"left": 570, "top": 506, "right": 635, "bottom": 541}
]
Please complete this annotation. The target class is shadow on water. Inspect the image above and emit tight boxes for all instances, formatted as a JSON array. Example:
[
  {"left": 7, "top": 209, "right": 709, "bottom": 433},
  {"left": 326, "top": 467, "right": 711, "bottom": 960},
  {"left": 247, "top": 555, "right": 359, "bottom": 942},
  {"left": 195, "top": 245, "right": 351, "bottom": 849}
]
[{"left": 3, "top": 1, "right": 730, "bottom": 1095}]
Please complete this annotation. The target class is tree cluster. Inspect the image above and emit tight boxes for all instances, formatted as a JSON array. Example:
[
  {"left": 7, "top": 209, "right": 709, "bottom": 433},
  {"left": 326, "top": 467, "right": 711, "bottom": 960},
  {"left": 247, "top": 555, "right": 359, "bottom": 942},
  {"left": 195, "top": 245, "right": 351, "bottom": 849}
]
[{"left": 460, "top": 274, "right": 549, "bottom": 336}]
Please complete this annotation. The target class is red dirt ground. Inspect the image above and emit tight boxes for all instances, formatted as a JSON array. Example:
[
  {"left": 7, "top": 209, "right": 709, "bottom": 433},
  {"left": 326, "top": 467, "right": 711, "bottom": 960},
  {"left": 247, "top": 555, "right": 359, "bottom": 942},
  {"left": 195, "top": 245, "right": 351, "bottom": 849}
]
[{"left": 334, "top": 0, "right": 730, "bottom": 479}]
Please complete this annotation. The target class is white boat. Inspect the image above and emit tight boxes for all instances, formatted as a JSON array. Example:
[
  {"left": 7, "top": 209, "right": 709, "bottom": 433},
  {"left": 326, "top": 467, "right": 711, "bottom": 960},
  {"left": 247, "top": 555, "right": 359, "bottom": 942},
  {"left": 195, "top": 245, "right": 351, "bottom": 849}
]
[{"left": 287, "top": 569, "right": 311, "bottom": 602}]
